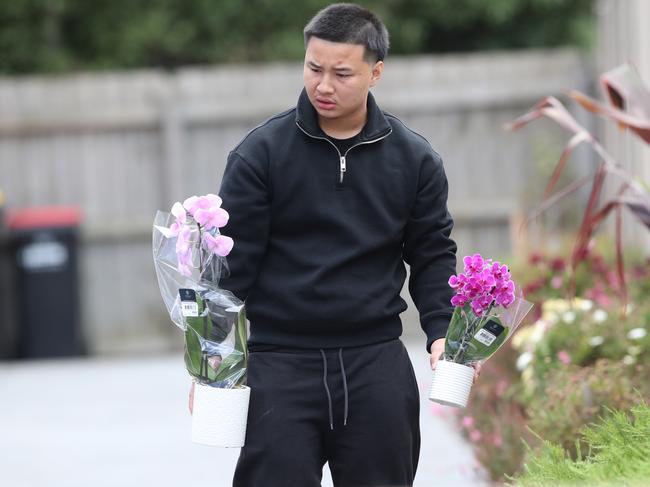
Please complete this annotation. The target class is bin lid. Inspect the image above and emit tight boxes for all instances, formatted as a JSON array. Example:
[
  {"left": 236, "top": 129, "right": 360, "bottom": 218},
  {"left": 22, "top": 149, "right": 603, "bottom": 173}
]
[{"left": 6, "top": 206, "right": 82, "bottom": 230}]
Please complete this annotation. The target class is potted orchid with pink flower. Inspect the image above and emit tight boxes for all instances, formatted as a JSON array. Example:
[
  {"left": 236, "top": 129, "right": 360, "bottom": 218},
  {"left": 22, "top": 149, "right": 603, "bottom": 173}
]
[
  {"left": 429, "top": 253, "right": 533, "bottom": 408},
  {"left": 152, "top": 194, "right": 250, "bottom": 447}
]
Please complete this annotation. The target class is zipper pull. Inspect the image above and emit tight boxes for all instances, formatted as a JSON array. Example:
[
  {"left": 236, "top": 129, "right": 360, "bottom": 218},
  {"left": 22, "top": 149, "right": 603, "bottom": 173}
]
[{"left": 339, "top": 155, "right": 347, "bottom": 183}]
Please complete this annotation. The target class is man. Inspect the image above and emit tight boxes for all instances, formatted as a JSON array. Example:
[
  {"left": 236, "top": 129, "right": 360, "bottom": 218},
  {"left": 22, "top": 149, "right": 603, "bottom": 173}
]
[{"left": 197, "top": 4, "right": 472, "bottom": 486}]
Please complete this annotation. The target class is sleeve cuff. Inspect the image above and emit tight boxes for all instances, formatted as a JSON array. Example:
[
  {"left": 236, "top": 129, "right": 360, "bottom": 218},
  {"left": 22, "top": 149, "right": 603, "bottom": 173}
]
[{"left": 423, "top": 315, "right": 451, "bottom": 353}]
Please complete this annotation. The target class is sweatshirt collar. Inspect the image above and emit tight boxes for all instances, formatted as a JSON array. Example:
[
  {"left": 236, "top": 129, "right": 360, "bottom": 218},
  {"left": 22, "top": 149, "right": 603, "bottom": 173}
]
[{"left": 295, "top": 88, "right": 391, "bottom": 142}]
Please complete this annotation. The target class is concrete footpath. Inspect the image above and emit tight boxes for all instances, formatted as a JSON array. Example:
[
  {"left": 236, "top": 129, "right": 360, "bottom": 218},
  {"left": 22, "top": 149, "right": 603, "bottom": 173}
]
[{"left": 0, "top": 339, "right": 486, "bottom": 487}]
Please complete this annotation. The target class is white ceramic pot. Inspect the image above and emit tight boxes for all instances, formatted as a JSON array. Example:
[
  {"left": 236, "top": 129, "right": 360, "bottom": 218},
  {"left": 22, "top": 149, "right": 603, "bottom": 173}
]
[
  {"left": 191, "top": 383, "right": 251, "bottom": 447},
  {"left": 428, "top": 360, "right": 474, "bottom": 408}
]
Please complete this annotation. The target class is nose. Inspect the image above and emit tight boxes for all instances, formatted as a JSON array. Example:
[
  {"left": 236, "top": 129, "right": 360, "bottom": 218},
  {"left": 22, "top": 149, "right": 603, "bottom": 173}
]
[{"left": 317, "top": 73, "right": 334, "bottom": 95}]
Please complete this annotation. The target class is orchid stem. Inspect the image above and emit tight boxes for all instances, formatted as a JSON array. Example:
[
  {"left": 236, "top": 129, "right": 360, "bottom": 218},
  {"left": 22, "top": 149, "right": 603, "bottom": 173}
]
[
  {"left": 197, "top": 222, "right": 203, "bottom": 277},
  {"left": 195, "top": 221, "right": 209, "bottom": 382},
  {"left": 454, "top": 304, "right": 494, "bottom": 364}
]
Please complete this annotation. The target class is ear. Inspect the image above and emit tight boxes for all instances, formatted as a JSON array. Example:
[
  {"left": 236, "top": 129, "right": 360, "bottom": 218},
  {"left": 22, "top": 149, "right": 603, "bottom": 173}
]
[{"left": 370, "top": 60, "right": 384, "bottom": 87}]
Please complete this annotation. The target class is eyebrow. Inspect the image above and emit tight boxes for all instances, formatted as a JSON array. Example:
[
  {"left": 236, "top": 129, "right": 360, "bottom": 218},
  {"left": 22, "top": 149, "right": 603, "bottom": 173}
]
[{"left": 306, "top": 61, "right": 352, "bottom": 72}]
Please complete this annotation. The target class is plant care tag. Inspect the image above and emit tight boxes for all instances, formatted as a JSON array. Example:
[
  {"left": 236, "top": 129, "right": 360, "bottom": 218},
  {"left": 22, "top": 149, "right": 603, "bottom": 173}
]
[
  {"left": 179, "top": 288, "right": 199, "bottom": 317},
  {"left": 473, "top": 321, "right": 505, "bottom": 347},
  {"left": 474, "top": 328, "right": 497, "bottom": 346}
]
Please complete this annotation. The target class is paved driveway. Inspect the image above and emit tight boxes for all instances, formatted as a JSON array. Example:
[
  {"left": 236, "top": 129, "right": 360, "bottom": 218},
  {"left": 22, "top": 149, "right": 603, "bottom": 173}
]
[{"left": 0, "top": 339, "right": 485, "bottom": 486}]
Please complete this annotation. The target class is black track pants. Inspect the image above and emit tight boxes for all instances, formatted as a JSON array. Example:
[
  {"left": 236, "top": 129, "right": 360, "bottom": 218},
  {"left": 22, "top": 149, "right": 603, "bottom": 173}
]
[{"left": 233, "top": 338, "right": 421, "bottom": 487}]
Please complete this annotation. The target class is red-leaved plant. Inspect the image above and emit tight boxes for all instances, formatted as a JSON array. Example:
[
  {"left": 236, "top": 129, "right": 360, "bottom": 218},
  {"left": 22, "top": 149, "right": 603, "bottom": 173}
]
[{"left": 506, "top": 64, "right": 650, "bottom": 307}]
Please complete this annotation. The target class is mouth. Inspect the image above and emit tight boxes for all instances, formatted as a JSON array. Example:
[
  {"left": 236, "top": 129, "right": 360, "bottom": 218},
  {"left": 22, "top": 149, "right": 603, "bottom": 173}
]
[{"left": 315, "top": 98, "right": 336, "bottom": 110}]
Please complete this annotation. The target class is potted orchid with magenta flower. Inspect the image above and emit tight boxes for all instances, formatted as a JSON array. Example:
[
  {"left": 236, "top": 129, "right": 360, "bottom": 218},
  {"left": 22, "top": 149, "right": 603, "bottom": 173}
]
[
  {"left": 429, "top": 254, "right": 533, "bottom": 408},
  {"left": 152, "top": 194, "right": 250, "bottom": 447}
]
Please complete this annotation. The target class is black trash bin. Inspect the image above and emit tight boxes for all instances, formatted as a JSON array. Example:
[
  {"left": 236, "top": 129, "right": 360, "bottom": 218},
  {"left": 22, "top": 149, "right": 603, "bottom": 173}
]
[
  {"left": 0, "top": 190, "right": 16, "bottom": 359},
  {"left": 7, "top": 206, "right": 84, "bottom": 359}
]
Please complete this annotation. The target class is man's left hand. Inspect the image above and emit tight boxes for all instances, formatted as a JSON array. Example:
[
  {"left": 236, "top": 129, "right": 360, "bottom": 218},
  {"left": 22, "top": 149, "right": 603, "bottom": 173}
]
[{"left": 429, "top": 338, "right": 482, "bottom": 383}]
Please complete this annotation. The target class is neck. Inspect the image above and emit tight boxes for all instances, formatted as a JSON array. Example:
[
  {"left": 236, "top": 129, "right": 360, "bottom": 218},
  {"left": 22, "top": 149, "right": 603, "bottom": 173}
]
[{"left": 319, "top": 105, "right": 367, "bottom": 139}]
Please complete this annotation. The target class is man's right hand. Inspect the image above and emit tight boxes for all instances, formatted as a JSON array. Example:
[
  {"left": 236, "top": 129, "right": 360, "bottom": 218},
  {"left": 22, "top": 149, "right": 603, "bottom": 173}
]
[{"left": 189, "top": 381, "right": 195, "bottom": 415}]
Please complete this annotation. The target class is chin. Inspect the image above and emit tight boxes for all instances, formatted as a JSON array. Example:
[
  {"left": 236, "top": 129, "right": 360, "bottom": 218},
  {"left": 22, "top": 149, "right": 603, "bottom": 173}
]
[{"left": 315, "top": 109, "right": 339, "bottom": 119}]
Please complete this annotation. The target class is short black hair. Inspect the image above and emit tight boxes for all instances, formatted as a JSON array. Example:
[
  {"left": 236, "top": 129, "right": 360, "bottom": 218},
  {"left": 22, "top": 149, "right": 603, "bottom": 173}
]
[{"left": 303, "top": 3, "right": 389, "bottom": 63}]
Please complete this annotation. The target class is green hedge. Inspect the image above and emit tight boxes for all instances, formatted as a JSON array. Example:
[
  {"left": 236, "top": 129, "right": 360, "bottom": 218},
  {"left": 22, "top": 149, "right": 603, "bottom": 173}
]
[{"left": 0, "top": 0, "right": 594, "bottom": 74}]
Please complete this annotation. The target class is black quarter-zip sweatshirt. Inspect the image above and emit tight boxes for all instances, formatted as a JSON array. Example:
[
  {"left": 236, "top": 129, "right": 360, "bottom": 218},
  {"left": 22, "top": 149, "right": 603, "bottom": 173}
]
[{"left": 218, "top": 89, "right": 457, "bottom": 353}]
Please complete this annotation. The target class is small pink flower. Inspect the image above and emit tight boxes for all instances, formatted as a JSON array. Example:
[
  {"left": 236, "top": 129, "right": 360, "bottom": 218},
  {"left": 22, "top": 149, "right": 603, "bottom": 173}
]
[
  {"left": 448, "top": 275, "right": 461, "bottom": 288},
  {"left": 175, "top": 225, "right": 192, "bottom": 254},
  {"left": 550, "top": 257, "right": 566, "bottom": 272},
  {"left": 585, "top": 286, "right": 612, "bottom": 308},
  {"left": 496, "top": 380, "right": 508, "bottom": 397},
  {"left": 491, "top": 434, "right": 503, "bottom": 447},
  {"left": 491, "top": 262, "right": 510, "bottom": 280},
  {"left": 451, "top": 294, "right": 468, "bottom": 307},
  {"left": 495, "top": 290, "right": 515, "bottom": 308},
  {"left": 462, "top": 416, "right": 475, "bottom": 428},
  {"left": 471, "top": 300, "right": 485, "bottom": 317},
  {"left": 194, "top": 206, "right": 229, "bottom": 230},
  {"left": 557, "top": 350, "right": 571, "bottom": 365},
  {"left": 157, "top": 201, "right": 187, "bottom": 238},
  {"left": 178, "top": 262, "right": 192, "bottom": 277},
  {"left": 183, "top": 194, "right": 222, "bottom": 216},
  {"left": 463, "top": 253, "right": 485, "bottom": 275},
  {"left": 203, "top": 233, "right": 234, "bottom": 257},
  {"left": 529, "top": 252, "right": 544, "bottom": 265},
  {"left": 469, "top": 429, "right": 482, "bottom": 442},
  {"left": 208, "top": 356, "right": 222, "bottom": 370},
  {"left": 182, "top": 195, "right": 200, "bottom": 214},
  {"left": 171, "top": 201, "right": 187, "bottom": 220},
  {"left": 429, "top": 402, "right": 448, "bottom": 418},
  {"left": 177, "top": 246, "right": 193, "bottom": 277},
  {"left": 551, "top": 276, "right": 563, "bottom": 289}
]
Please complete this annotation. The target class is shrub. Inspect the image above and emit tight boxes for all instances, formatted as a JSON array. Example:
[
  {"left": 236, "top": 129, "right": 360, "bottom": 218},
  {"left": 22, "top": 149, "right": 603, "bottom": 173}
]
[
  {"left": 525, "top": 360, "right": 650, "bottom": 458},
  {"left": 512, "top": 296, "right": 650, "bottom": 404},
  {"left": 514, "top": 401, "right": 650, "bottom": 486}
]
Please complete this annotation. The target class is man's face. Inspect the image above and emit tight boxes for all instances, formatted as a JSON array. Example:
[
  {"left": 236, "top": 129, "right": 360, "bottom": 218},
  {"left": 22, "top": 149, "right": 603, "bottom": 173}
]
[{"left": 303, "top": 37, "right": 383, "bottom": 126}]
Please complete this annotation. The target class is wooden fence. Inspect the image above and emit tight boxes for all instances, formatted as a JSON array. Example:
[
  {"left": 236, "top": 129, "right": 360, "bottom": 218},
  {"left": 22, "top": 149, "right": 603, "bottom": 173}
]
[
  {"left": 0, "top": 49, "right": 592, "bottom": 353},
  {"left": 597, "top": 0, "right": 650, "bottom": 250}
]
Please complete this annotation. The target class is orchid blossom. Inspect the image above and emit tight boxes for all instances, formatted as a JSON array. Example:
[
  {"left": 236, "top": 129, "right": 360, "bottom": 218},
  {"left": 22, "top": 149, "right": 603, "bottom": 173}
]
[
  {"left": 203, "top": 233, "right": 234, "bottom": 257},
  {"left": 158, "top": 194, "right": 234, "bottom": 277},
  {"left": 449, "top": 253, "right": 516, "bottom": 316}
]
